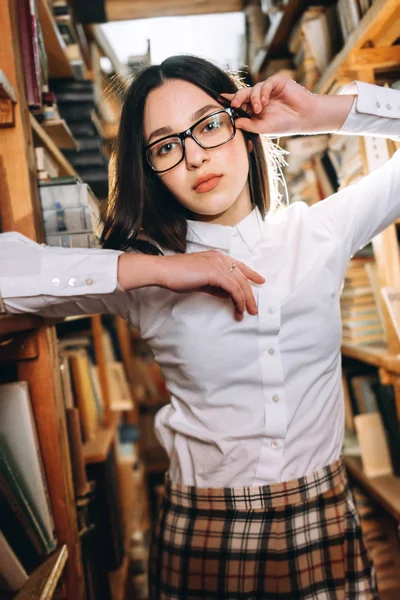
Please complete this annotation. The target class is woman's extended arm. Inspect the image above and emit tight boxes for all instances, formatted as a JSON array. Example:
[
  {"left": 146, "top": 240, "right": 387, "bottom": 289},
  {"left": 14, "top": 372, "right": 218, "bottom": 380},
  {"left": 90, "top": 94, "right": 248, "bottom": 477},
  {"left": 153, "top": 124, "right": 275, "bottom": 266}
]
[{"left": 0, "top": 233, "right": 265, "bottom": 323}]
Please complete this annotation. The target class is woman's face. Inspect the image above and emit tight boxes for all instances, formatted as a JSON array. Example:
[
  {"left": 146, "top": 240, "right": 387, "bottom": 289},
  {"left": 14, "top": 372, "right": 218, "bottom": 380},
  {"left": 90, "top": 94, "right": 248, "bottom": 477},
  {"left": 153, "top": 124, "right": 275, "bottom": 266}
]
[{"left": 143, "top": 79, "right": 252, "bottom": 225}]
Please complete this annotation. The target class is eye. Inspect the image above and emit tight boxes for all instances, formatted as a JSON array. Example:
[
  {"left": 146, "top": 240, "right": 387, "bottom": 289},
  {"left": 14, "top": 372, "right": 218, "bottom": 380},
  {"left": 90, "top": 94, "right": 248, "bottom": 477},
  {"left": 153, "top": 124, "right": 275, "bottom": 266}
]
[
  {"left": 157, "top": 141, "right": 179, "bottom": 156},
  {"left": 201, "top": 116, "right": 222, "bottom": 133}
]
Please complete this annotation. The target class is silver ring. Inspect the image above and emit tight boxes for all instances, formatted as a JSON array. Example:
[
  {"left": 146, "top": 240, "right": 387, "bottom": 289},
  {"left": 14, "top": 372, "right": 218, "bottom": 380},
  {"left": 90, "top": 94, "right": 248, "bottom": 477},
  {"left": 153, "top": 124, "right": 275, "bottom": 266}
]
[{"left": 230, "top": 263, "right": 237, "bottom": 273}]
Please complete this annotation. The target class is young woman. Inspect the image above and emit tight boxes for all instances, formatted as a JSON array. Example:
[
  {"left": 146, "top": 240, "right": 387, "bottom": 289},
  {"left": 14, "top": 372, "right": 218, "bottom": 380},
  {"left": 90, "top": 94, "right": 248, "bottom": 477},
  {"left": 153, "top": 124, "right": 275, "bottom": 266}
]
[{"left": 1, "top": 54, "right": 400, "bottom": 599}]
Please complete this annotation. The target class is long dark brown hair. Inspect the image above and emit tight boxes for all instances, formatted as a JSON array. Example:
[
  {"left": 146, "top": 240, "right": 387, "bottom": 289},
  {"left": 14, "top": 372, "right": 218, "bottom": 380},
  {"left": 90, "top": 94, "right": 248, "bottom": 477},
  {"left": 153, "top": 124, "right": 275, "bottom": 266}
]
[{"left": 101, "top": 55, "right": 270, "bottom": 254}]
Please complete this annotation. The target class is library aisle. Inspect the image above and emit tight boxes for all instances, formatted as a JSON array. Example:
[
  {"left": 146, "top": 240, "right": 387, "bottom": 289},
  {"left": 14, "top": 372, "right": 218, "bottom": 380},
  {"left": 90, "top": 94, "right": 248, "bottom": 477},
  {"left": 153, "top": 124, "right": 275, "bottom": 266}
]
[{"left": 1, "top": 1, "right": 400, "bottom": 599}]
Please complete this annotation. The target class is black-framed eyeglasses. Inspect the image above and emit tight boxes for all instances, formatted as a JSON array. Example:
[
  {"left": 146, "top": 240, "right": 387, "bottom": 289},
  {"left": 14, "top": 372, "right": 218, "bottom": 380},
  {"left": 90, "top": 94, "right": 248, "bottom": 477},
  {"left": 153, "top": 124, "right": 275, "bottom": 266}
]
[{"left": 145, "top": 107, "right": 240, "bottom": 174}]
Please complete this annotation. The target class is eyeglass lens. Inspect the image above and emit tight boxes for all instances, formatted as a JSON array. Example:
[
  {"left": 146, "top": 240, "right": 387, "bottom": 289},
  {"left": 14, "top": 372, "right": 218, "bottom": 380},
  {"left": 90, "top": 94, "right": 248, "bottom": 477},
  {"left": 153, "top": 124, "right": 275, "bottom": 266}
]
[{"left": 147, "top": 111, "right": 234, "bottom": 172}]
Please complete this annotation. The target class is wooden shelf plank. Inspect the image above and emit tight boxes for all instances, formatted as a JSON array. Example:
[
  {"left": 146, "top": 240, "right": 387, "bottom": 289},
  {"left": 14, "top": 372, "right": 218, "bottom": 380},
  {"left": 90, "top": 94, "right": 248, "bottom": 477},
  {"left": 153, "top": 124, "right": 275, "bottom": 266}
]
[
  {"left": 341, "top": 342, "right": 400, "bottom": 374},
  {"left": 0, "top": 314, "right": 43, "bottom": 337},
  {"left": 37, "top": 0, "right": 74, "bottom": 78},
  {"left": 83, "top": 412, "right": 120, "bottom": 464},
  {"left": 30, "top": 114, "right": 78, "bottom": 177},
  {"left": 15, "top": 544, "right": 68, "bottom": 600},
  {"left": 344, "top": 456, "right": 400, "bottom": 522},
  {"left": 315, "top": 0, "right": 400, "bottom": 94},
  {"left": 42, "top": 119, "right": 79, "bottom": 150}
]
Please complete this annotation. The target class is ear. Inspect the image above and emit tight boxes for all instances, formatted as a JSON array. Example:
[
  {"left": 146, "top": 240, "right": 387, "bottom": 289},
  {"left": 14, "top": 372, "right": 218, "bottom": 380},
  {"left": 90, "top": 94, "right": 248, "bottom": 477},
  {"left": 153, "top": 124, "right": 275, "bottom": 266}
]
[{"left": 247, "top": 139, "right": 253, "bottom": 153}]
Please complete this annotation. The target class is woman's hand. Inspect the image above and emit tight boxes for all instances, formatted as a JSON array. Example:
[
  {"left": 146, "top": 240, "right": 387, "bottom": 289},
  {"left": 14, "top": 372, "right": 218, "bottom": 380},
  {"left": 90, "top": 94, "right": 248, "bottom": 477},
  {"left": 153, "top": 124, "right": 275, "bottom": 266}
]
[
  {"left": 118, "top": 251, "right": 265, "bottom": 321},
  {"left": 221, "top": 74, "right": 356, "bottom": 137}
]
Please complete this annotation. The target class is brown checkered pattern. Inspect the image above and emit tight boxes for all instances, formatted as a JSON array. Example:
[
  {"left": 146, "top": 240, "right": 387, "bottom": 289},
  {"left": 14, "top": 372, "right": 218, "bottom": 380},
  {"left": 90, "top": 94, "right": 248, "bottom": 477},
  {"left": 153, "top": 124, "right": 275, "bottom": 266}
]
[{"left": 148, "top": 460, "right": 378, "bottom": 599}]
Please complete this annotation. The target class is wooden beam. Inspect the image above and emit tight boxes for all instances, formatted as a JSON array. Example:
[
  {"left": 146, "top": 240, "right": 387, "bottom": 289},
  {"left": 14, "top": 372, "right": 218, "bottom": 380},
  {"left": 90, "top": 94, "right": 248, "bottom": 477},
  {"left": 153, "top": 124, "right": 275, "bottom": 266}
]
[
  {"left": 316, "top": 0, "right": 400, "bottom": 94},
  {"left": 348, "top": 45, "right": 400, "bottom": 70},
  {"left": 106, "top": 0, "right": 244, "bottom": 21}
]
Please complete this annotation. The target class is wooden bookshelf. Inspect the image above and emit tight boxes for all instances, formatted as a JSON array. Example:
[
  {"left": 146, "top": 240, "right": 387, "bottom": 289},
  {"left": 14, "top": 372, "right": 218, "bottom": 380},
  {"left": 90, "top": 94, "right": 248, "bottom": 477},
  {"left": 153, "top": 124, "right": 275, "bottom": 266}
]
[
  {"left": 83, "top": 411, "right": 120, "bottom": 464},
  {"left": 15, "top": 545, "right": 68, "bottom": 600},
  {"left": 344, "top": 456, "right": 400, "bottom": 522},
  {"left": 341, "top": 342, "right": 400, "bottom": 374},
  {"left": 36, "top": 0, "right": 74, "bottom": 79},
  {"left": 30, "top": 114, "right": 78, "bottom": 177},
  {"left": 41, "top": 119, "right": 79, "bottom": 151},
  {"left": 0, "top": 314, "right": 43, "bottom": 337},
  {"left": 315, "top": 0, "right": 400, "bottom": 94},
  {"left": 252, "top": 0, "right": 305, "bottom": 77}
]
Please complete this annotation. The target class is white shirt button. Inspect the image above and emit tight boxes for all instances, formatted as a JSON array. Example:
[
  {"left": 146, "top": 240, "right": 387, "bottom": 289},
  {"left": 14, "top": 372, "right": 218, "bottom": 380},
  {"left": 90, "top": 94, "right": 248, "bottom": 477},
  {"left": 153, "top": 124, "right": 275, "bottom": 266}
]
[
  {"left": 272, "top": 395, "right": 280, "bottom": 403},
  {"left": 376, "top": 101, "right": 381, "bottom": 108},
  {"left": 386, "top": 103, "right": 392, "bottom": 110},
  {"left": 268, "top": 348, "right": 275, "bottom": 356},
  {"left": 86, "top": 278, "right": 94, "bottom": 286},
  {"left": 232, "top": 230, "right": 237, "bottom": 236},
  {"left": 271, "top": 441, "right": 279, "bottom": 449},
  {"left": 68, "top": 278, "right": 78, "bottom": 287},
  {"left": 51, "top": 277, "right": 60, "bottom": 286},
  {"left": 268, "top": 306, "right": 276, "bottom": 314}
]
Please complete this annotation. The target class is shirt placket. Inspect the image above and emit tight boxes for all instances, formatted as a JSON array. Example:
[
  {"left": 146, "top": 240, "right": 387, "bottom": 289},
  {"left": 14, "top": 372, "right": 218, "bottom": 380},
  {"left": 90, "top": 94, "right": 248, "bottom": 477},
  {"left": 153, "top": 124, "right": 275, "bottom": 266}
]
[{"left": 253, "top": 286, "right": 287, "bottom": 484}]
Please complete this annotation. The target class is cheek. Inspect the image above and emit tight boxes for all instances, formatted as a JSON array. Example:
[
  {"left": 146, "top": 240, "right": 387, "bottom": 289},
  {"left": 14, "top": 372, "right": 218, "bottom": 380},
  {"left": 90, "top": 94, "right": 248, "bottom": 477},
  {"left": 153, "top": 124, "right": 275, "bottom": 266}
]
[{"left": 159, "top": 169, "right": 187, "bottom": 198}]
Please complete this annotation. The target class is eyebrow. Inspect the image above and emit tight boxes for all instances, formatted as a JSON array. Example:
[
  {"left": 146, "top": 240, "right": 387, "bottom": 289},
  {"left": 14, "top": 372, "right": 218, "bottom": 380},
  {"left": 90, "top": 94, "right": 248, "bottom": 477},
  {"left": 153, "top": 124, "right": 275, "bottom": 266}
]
[{"left": 147, "top": 103, "right": 222, "bottom": 144}]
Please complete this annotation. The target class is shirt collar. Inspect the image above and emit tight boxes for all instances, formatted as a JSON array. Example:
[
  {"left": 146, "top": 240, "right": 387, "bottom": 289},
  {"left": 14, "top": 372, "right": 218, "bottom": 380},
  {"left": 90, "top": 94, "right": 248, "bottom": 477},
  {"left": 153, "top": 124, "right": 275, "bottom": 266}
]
[{"left": 186, "top": 206, "right": 266, "bottom": 252}]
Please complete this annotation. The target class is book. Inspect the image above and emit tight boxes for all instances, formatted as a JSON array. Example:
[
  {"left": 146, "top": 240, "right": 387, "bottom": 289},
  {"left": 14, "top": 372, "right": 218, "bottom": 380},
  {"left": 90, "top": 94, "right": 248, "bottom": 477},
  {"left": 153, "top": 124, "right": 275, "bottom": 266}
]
[
  {"left": 66, "top": 350, "right": 100, "bottom": 441},
  {"left": 0, "top": 382, "right": 56, "bottom": 552},
  {"left": 381, "top": 287, "right": 400, "bottom": 344},
  {"left": 349, "top": 374, "right": 379, "bottom": 413},
  {"left": 65, "top": 408, "right": 91, "bottom": 497},
  {"left": 372, "top": 382, "right": 400, "bottom": 476},
  {"left": 86, "top": 445, "right": 125, "bottom": 572},
  {"left": 42, "top": 205, "right": 99, "bottom": 235},
  {"left": 0, "top": 438, "right": 49, "bottom": 572},
  {"left": 354, "top": 413, "right": 393, "bottom": 477},
  {"left": 46, "top": 232, "right": 101, "bottom": 248},
  {"left": 341, "top": 374, "right": 355, "bottom": 432},
  {"left": 0, "top": 531, "right": 28, "bottom": 592}
]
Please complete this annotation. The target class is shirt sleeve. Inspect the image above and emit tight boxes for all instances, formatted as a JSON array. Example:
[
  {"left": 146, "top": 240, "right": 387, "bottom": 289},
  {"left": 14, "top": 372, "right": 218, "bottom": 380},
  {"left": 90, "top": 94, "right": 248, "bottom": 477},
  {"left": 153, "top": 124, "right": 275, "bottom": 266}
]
[
  {"left": 337, "top": 80, "right": 400, "bottom": 141},
  {"left": 0, "top": 232, "right": 139, "bottom": 327},
  {"left": 307, "top": 81, "right": 400, "bottom": 265}
]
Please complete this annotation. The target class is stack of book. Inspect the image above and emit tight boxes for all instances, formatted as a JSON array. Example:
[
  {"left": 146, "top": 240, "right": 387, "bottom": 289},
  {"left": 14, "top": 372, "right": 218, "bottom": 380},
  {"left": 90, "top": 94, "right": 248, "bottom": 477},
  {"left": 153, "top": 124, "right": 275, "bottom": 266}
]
[
  {"left": 328, "top": 135, "right": 364, "bottom": 190},
  {"left": 51, "top": 0, "right": 88, "bottom": 79},
  {"left": 0, "top": 382, "right": 57, "bottom": 593},
  {"left": 50, "top": 79, "right": 109, "bottom": 199},
  {"left": 288, "top": 5, "right": 342, "bottom": 89},
  {"left": 337, "top": 0, "right": 373, "bottom": 42},
  {"left": 39, "top": 177, "right": 102, "bottom": 248},
  {"left": 341, "top": 258, "right": 386, "bottom": 346}
]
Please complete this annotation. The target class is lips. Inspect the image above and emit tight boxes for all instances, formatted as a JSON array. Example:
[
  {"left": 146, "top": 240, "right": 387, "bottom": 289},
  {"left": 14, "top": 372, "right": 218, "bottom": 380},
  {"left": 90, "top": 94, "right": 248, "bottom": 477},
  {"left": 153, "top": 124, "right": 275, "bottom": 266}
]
[{"left": 193, "top": 174, "right": 223, "bottom": 194}]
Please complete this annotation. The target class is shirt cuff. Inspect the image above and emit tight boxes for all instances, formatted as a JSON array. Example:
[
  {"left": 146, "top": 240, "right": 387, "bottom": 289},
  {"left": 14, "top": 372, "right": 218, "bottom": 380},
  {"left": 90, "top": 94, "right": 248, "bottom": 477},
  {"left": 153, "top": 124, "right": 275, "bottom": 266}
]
[
  {"left": 337, "top": 81, "right": 400, "bottom": 140},
  {"left": 1, "top": 246, "right": 123, "bottom": 299}
]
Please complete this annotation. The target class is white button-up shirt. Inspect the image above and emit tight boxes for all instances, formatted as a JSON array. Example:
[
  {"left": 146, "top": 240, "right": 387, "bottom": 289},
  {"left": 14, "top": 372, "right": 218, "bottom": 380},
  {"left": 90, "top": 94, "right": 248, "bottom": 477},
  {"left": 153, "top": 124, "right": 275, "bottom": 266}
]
[{"left": 1, "top": 82, "right": 400, "bottom": 486}]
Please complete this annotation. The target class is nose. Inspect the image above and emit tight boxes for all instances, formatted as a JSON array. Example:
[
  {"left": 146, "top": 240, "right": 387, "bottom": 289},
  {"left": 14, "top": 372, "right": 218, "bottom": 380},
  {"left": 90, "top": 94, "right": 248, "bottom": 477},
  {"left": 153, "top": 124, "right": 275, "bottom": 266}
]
[{"left": 184, "top": 137, "right": 209, "bottom": 170}]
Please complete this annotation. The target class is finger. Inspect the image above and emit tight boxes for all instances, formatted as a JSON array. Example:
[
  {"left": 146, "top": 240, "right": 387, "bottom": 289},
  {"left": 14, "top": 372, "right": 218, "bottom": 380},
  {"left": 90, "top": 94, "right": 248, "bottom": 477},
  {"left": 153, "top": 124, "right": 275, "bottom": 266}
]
[
  {"left": 235, "top": 260, "right": 265, "bottom": 284},
  {"left": 250, "top": 83, "right": 265, "bottom": 114},
  {"left": 220, "top": 92, "right": 234, "bottom": 101},
  {"left": 204, "top": 282, "right": 244, "bottom": 321},
  {"left": 233, "top": 269, "right": 258, "bottom": 315},
  {"left": 221, "top": 275, "right": 246, "bottom": 316},
  {"left": 260, "top": 79, "right": 273, "bottom": 105},
  {"left": 234, "top": 117, "right": 261, "bottom": 133},
  {"left": 229, "top": 87, "right": 251, "bottom": 110}
]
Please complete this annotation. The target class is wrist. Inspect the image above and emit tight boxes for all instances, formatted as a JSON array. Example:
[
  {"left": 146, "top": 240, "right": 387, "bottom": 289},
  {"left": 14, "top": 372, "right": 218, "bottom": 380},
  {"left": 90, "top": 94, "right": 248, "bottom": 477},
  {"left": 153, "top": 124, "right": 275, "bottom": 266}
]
[
  {"left": 117, "top": 252, "right": 164, "bottom": 290},
  {"left": 308, "top": 93, "right": 357, "bottom": 134}
]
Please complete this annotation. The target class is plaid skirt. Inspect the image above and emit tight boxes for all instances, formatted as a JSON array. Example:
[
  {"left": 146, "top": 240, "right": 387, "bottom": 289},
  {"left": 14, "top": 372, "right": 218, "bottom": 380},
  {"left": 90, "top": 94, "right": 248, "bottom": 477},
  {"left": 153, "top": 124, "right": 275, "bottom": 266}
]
[{"left": 148, "top": 459, "right": 378, "bottom": 599}]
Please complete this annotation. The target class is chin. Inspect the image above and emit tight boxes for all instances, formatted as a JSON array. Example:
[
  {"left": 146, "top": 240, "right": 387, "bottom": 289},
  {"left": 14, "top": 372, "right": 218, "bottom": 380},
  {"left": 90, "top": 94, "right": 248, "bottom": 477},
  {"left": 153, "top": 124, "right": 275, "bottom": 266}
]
[{"left": 187, "top": 193, "right": 235, "bottom": 217}]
